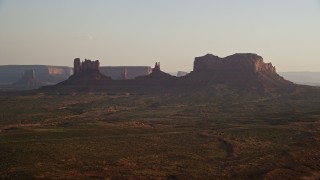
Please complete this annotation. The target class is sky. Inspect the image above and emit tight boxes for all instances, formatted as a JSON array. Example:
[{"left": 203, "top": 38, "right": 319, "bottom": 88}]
[{"left": 0, "top": 0, "right": 319, "bottom": 72}]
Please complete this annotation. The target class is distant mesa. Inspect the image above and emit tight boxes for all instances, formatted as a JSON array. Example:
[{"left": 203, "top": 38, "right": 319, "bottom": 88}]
[
  {"left": 13, "top": 70, "right": 45, "bottom": 88},
  {"left": 0, "top": 65, "right": 73, "bottom": 84},
  {"left": 0, "top": 64, "right": 151, "bottom": 85},
  {"left": 100, "top": 66, "right": 151, "bottom": 80},
  {"left": 121, "top": 68, "right": 128, "bottom": 80},
  {"left": 58, "top": 58, "right": 111, "bottom": 85},
  {"left": 177, "top": 71, "right": 189, "bottom": 77}
]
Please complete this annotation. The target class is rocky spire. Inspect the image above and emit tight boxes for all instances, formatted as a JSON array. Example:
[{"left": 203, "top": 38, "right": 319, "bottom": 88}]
[
  {"left": 73, "top": 58, "right": 81, "bottom": 74},
  {"left": 153, "top": 62, "right": 161, "bottom": 73},
  {"left": 135, "top": 62, "right": 175, "bottom": 80}
]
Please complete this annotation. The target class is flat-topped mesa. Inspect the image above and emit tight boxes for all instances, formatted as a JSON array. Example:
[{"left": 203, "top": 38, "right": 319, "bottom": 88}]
[
  {"left": 0, "top": 65, "right": 72, "bottom": 84},
  {"left": 188, "top": 53, "right": 293, "bottom": 90},
  {"left": 194, "top": 53, "right": 276, "bottom": 74},
  {"left": 74, "top": 58, "right": 100, "bottom": 75}
]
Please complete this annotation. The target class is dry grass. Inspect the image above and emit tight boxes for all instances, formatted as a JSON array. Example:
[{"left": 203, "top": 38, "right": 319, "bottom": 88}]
[{"left": 0, "top": 90, "right": 320, "bottom": 179}]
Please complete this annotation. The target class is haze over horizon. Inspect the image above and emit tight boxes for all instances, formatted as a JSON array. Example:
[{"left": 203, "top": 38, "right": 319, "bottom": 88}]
[{"left": 0, "top": 0, "right": 319, "bottom": 72}]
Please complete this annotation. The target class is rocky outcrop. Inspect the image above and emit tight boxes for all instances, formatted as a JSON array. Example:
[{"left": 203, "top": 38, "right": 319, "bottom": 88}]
[
  {"left": 13, "top": 70, "right": 45, "bottom": 88},
  {"left": 136, "top": 62, "right": 175, "bottom": 80},
  {"left": 186, "top": 53, "right": 292, "bottom": 90},
  {"left": 58, "top": 58, "right": 111, "bottom": 85},
  {"left": 42, "top": 53, "right": 295, "bottom": 92},
  {"left": 73, "top": 58, "right": 100, "bottom": 74}
]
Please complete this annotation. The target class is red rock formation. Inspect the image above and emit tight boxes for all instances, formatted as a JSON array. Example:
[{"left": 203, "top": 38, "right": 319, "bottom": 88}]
[
  {"left": 73, "top": 58, "right": 100, "bottom": 74},
  {"left": 58, "top": 58, "right": 111, "bottom": 85},
  {"left": 193, "top": 53, "right": 276, "bottom": 74},
  {"left": 47, "top": 54, "right": 294, "bottom": 92},
  {"left": 136, "top": 62, "right": 175, "bottom": 80},
  {"left": 187, "top": 53, "right": 292, "bottom": 90}
]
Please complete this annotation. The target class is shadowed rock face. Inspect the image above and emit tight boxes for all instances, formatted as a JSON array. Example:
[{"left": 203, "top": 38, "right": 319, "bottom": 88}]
[
  {"left": 73, "top": 58, "right": 100, "bottom": 74},
  {"left": 59, "top": 59, "right": 111, "bottom": 85},
  {"left": 13, "top": 70, "right": 45, "bottom": 88},
  {"left": 186, "top": 53, "right": 292, "bottom": 90},
  {"left": 48, "top": 54, "right": 295, "bottom": 92},
  {"left": 136, "top": 62, "right": 176, "bottom": 80}
]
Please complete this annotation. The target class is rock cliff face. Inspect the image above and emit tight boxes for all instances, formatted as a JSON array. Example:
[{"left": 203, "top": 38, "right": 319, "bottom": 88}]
[
  {"left": 59, "top": 58, "right": 111, "bottom": 85},
  {"left": 13, "top": 70, "right": 45, "bottom": 88},
  {"left": 73, "top": 58, "right": 100, "bottom": 74},
  {"left": 187, "top": 53, "right": 292, "bottom": 90},
  {"left": 193, "top": 54, "right": 276, "bottom": 73}
]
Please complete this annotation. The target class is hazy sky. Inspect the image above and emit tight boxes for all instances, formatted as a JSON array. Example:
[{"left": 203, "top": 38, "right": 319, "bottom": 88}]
[{"left": 0, "top": 0, "right": 319, "bottom": 72}]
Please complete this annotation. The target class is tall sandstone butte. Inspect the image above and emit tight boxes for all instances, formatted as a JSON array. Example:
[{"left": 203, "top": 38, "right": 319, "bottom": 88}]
[
  {"left": 59, "top": 58, "right": 111, "bottom": 85},
  {"left": 73, "top": 58, "right": 100, "bottom": 74},
  {"left": 187, "top": 53, "right": 293, "bottom": 90}
]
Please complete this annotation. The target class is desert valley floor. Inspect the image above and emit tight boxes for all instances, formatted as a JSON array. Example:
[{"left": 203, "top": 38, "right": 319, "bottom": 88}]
[{"left": 1, "top": 87, "right": 320, "bottom": 179}]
